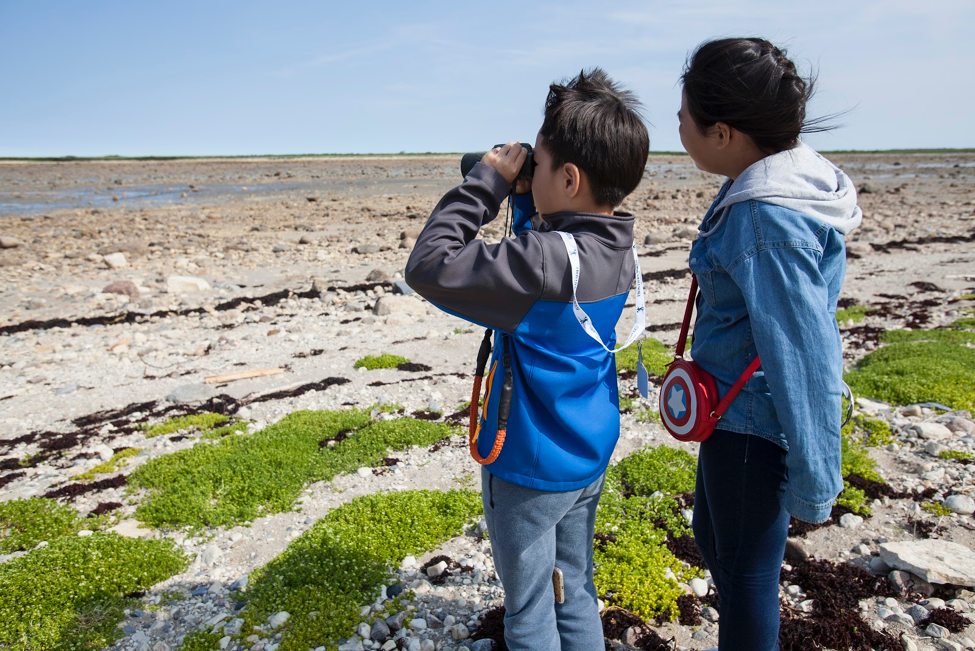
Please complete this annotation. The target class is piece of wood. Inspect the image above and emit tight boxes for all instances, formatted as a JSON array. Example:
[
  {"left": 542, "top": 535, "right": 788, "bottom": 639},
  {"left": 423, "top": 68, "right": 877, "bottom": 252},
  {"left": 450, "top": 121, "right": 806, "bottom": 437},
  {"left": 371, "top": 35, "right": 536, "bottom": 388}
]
[{"left": 204, "top": 368, "right": 284, "bottom": 384}]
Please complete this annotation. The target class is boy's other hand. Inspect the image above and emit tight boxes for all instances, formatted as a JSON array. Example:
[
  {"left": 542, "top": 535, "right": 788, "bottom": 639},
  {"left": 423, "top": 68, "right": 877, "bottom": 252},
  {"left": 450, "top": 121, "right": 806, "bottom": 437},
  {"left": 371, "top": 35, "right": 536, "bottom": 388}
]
[{"left": 481, "top": 142, "right": 528, "bottom": 185}]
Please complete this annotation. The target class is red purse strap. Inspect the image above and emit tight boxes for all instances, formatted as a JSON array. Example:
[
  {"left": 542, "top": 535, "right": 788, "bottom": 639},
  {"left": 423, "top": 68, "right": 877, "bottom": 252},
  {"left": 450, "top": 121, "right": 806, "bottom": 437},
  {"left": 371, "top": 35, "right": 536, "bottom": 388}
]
[
  {"left": 678, "top": 274, "right": 761, "bottom": 420},
  {"left": 675, "top": 275, "right": 698, "bottom": 358}
]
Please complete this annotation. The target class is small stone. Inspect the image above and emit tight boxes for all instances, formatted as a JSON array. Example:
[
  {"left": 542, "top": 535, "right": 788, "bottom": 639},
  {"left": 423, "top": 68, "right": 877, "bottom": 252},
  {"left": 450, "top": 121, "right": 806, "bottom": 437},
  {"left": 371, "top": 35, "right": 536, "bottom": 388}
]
[
  {"left": 926, "top": 622, "right": 950, "bottom": 638},
  {"left": 356, "top": 467, "right": 372, "bottom": 478},
  {"left": 902, "top": 636, "right": 920, "bottom": 651},
  {"left": 354, "top": 243, "right": 380, "bottom": 254},
  {"left": 797, "top": 599, "right": 816, "bottom": 613},
  {"left": 888, "top": 570, "right": 935, "bottom": 597},
  {"left": 854, "top": 543, "right": 871, "bottom": 555},
  {"left": 77, "top": 530, "right": 93, "bottom": 537},
  {"left": 103, "top": 280, "right": 140, "bottom": 299},
  {"left": 268, "top": 611, "right": 290, "bottom": 629},
  {"left": 272, "top": 244, "right": 289, "bottom": 253},
  {"left": 644, "top": 232, "right": 669, "bottom": 245},
  {"left": 925, "top": 442, "right": 948, "bottom": 457},
  {"left": 907, "top": 604, "right": 929, "bottom": 623},
  {"left": 0, "top": 236, "right": 23, "bottom": 249},
  {"left": 840, "top": 513, "right": 864, "bottom": 529},
  {"left": 391, "top": 280, "right": 414, "bottom": 295},
  {"left": 922, "top": 467, "right": 946, "bottom": 482},
  {"left": 387, "top": 584, "right": 405, "bottom": 599},
  {"left": 201, "top": 545, "right": 222, "bottom": 566},
  {"left": 366, "top": 269, "right": 389, "bottom": 282},
  {"left": 230, "top": 574, "right": 249, "bottom": 591},
  {"left": 871, "top": 556, "right": 892, "bottom": 575},
  {"left": 673, "top": 226, "right": 699, "bottom": 240},
  {"left": 946, "top": 419, "right": 975, "bottom": 436},
  {"left": 451, "top": 623, "right": 470, "bottom": 640},
  {"left": 427, "top": 561, "right": 448, "bottom": 578},
  {"left": 470, "top": 641, "right": 494, "bottom": 651},
  {"left": 371, "top": 619, "right": 391, "bottom": 642},
  {"left": 944, "top": 495, "right": 975, "bottom": 515},
  {"left": 701, "top": 607, "right": 719, "bottom": 622},
  {"left": 689, "top": 577, "right": 709, "bottom": 597},
  {"left": 166, "top": 275, "right": 211, "bottom": 294},
  {"left": 166, "top": 384, "right": 217, "bottom": 404},
  {"left": 785, "top": 538, "right": 810, "bottom": 563},
  {"left": 103, "top": 252, "right": 128, "bottom": 269},
  {"left": 903, "top": 405, "right": 924, "bottom": 417},
  {"left": 409, "top": 618, "right": 428, "bottom": 630},
  {"left": 385, "top": 611, "right": 407, "bottom": 631},
  {"left": 223, "top": 618, "right": 244, "bottom": 636}
]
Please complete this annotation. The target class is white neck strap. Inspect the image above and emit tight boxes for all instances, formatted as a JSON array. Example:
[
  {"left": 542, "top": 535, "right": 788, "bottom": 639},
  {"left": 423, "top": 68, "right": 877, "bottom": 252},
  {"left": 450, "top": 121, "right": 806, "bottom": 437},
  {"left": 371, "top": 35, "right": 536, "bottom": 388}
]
[{"left": 556, "top": 231, "right": 645, "bottom": 354}]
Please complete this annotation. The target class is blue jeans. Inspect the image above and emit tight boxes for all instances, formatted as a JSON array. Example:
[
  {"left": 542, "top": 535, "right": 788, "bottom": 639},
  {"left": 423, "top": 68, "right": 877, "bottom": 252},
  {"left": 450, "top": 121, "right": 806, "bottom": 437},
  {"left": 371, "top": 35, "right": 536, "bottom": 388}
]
[
  {"left": 692, "top": 429, "right": 790, "bottom": 651},
  {"left": 481, "top": 467, "right": 605, "bottom": 651}
]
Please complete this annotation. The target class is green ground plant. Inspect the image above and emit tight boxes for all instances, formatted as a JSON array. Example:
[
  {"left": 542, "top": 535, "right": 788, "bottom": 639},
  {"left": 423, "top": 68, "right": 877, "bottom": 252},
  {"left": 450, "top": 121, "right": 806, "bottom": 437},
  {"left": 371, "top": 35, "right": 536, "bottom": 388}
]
[
  {"left": 949, "top": 317, "right": 975, "bottom": 330},
  {"left": 922, "top": 501, "right": 953, "bottom": 517},
  {"left": 940, "top": 450, "right": 975, "bottom": 462},
  {"left": 0, "top": 498, "right": 84, "bottom": 554},
  {"left": 143, "top": 413, "right": 231, "bottom": 438},
  {"left": 842, "top": 416, "right": 895, "bottom": 447},
  {"left": 72, "top": 448, "right": 142, "bottom": 481},
  {"left": 615, "top": 338, "right": 671, "bottom": 377},
  {"left": 0, "top": 533, "right": 187, "bottom": 650},
  {"left": 634, "top": 409, "right": 661, "bottom": 424},
  {"left": 239, "top": 490, "right": 481, "bottom": 651},
  {"left": 841, "top": 434, "right": 884, "bottom": 484},
  {"left": 593, "top": 447, "right": 701, "bottom": 622},
  {"left": 353, "top": 354, "right": 410, "bottom": 370},
  {"left": 880, "top": 328, "right": 975, "bottom": 345},
  {"left": 130, "top": 410, "right": 458, "bottom": 529},
  {"left": 835, "top": 481, "right": 870, "bottom": 516},
  {"left": 835, "top": 305, "right": 878, "bottom": 324},
  {"left": 177, "top": 630, "right": 222, "bottom": 651},
  {"left": 845, "top": 340, "right": 975, "bottom": 412}
]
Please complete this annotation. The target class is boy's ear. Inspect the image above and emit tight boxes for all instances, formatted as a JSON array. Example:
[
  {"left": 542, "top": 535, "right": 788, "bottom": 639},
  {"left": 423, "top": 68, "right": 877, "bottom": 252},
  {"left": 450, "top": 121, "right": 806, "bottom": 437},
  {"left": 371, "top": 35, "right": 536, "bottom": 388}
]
[
  {"left": 713, "top": 122, "right": 732, "bottom": 150},
  {"left": 562, "top": 162, "right": 583, "bottom": 199}
]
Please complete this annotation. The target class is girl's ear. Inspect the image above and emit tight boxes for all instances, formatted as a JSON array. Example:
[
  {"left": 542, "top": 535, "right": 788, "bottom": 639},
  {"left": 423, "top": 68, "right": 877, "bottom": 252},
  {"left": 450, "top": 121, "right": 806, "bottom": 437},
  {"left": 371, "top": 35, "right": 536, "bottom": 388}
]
[
  {"left": 563, "top": 162, "right": 582, "bottom": 199},
  {"left": 713, "top": 122, "right": 732, "bottom": 150}
]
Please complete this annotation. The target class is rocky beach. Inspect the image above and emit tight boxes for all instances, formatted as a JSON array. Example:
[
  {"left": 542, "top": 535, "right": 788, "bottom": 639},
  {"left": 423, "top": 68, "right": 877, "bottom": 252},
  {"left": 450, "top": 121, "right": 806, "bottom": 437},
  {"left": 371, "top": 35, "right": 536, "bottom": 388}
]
[{"left": 1, "top": 152, "right": 974, "bottom": 651}]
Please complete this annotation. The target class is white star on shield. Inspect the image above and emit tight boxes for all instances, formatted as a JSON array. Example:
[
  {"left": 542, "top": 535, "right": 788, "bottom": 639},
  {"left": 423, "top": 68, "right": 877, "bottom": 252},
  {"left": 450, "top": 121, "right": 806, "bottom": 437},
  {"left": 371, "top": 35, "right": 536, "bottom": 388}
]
[{"left": 668, "top": 385, "right": 686, "bottom": 419}]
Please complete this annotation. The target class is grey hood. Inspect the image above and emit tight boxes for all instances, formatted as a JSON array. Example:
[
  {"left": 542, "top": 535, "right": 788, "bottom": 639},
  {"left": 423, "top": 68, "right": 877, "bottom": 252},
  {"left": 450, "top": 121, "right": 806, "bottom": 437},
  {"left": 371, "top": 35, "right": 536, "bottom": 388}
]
[{"left": 711, "top": 142, "right": 862, "bottom": 236}]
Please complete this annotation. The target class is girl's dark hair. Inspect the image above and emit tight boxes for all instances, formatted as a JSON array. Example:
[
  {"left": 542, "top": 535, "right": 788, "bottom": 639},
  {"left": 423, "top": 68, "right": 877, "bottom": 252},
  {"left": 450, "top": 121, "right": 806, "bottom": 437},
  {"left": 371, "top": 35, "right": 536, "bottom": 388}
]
[
  {"left": 539, "top": 68, "right": 649, "bottom": 208},
  {"left": 681, "top": 38, "right": 833, "bottom": 154}
]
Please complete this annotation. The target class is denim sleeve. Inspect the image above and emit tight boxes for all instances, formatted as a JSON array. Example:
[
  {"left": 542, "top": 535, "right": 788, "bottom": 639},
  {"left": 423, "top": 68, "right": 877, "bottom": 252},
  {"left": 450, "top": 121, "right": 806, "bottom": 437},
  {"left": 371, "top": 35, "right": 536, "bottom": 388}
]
[{"left": 728, "top": 242, "right": 844, "bottom": 524}]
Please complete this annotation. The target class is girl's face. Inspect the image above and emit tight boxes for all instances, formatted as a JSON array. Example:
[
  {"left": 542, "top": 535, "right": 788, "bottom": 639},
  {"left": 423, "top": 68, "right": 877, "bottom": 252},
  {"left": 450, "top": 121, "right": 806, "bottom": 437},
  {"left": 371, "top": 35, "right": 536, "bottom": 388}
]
[{"left": 678, "top": 89, "right": 719, "bottom": 174}]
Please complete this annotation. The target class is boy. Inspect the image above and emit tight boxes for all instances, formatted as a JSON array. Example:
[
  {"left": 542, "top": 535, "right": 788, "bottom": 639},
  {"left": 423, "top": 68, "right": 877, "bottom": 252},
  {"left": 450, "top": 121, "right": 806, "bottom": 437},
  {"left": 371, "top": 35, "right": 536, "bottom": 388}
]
[{"left": 405, "top": 69, "right": 649, "bottom": 651}]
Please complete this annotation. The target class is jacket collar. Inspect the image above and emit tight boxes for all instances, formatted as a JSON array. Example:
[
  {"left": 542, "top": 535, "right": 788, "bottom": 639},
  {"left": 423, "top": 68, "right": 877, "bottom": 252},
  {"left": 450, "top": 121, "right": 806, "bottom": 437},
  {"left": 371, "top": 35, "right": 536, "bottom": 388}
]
[{"left": 542, "top": 211, "right": 634, "bottom": 249}]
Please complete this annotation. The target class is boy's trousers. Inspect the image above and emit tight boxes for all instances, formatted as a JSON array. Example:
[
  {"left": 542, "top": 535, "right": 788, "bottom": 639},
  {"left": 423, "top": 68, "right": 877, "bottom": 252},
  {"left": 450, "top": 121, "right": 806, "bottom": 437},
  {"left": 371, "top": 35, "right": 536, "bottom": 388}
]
[{"left": 481, "top": 467, "right": 605, "bottom": 651}]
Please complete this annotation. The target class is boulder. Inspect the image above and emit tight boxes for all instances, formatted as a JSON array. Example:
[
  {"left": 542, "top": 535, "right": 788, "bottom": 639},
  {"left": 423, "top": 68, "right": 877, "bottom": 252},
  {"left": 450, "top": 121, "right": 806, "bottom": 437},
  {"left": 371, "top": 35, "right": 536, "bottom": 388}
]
[
  {"left": 103, "top": 252, "right": 128, "bottom": 269},
  {"left": 0, "top": 236, "right": 23, "bottom": 249},
  {"left": 880, "top": 540, "right": 975, "bottom": 587},
  {"left": 166, "top": 275, "right": 210, "bottom": 294},
  {"left": 374, "top": 295, "right": 426, "bottom": 317},
  {"left": 914, "top": 422, "right": 953, "bottom": 441}
]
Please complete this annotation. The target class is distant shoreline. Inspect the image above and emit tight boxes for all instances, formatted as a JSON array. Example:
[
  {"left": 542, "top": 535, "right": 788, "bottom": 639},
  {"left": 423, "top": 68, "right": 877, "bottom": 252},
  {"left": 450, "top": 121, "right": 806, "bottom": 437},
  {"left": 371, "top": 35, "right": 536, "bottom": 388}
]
[{"left": 2, "top": 148, "right": 974, "bottom": 163}]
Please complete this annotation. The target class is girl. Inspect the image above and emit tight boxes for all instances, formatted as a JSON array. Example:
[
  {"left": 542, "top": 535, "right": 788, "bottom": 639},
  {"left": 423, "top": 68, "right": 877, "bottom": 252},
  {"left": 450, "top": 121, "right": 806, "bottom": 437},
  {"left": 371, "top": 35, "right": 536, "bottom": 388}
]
[{"left": 678, "top": 38, "right": 861, "bottom": 650}]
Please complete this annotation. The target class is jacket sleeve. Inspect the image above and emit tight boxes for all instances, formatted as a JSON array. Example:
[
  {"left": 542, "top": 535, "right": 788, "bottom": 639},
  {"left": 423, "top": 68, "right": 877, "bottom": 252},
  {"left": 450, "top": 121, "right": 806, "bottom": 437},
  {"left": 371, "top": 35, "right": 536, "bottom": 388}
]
[
  {"left": 404, "top": 162, "right": 546, "bottom": 332},
  {"left": 727, "top": 208, "right": 845, "bottom": 524}
]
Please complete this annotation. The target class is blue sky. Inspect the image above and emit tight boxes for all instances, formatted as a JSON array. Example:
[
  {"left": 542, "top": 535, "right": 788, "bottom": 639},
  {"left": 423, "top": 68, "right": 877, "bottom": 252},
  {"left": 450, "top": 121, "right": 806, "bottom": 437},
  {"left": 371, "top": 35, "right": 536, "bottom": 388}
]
[{"left": 1, "top": 1, "right": 971, "bottom": 157}]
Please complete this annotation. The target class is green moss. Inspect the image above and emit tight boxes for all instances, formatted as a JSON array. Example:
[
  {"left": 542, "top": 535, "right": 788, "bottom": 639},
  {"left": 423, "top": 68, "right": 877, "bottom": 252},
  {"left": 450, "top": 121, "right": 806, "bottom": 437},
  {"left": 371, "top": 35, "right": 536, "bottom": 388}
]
[
  {"left": 842, "top": 416, "right": 894, "bottom": 447},
  {"left": 593, "top": 448, "right": 702, "bottom": 622},
  {"left": 0, "top": 533, "right": 187, "bottom": 650},
  {"left": 0, "top": 498, "right": 84, "bottom": 554},
  {"left": 949, "top": 317, "right": 975, "bottom": 330},
  {"left": 880, "top": 328, "right": 975, "bottom": 345},
  {"left": 240, "top": 490, "right": 481, "bottom": 650},
  {"left": 144, "top": 412, "right": 231, "bottom": 438},
  {"left": 178, "top": 630, "right": 222, "bottom": 651},
  {"left": 922, "top": 501, "right": 953, "bottom": 517},
  {"left": 939, "top": 450, "right": 975, "bottom": 462},
  {"left": 203, "top": 421, "right": 250, "bottom": 440},
  {"left": 836, "top": 481, "right": 871, "bottom": 516},
  {"left": 836, "top": 305, "right": 878, "bottom": 324},
  {"left": 131, "top": 411, "right": 459, "bottom": 529},
  {"left": 950, "top": 293, "right": 975, "bottom": 302},
  {"left": 353, "top": 354, "right": 410, "bottom": 370},
  {"left": 841, "top": 435, "right": 884, "bottom": 484},
  {"left": 845, "top": 341, "right": 975, "bottom": 411},
  {"left": 618, "top": 396, "right": 635, "bottom": 413},
  {"left": 72, "top": 447, "right": 142, "bottom": 481},
  {"left": 634, "top": 409, "right": 660, "bottom": 424},
  {"left": 615, "top": 338, "right": 671, "bottom": 377},
  {"left": 616, "top": 445, "right": 697, "bottom": 496}
]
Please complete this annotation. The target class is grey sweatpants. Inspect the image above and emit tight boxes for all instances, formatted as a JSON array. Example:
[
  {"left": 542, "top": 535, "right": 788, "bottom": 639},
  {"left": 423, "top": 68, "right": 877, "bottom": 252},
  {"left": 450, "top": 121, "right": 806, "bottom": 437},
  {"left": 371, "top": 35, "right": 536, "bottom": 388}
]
[{"left": 481, "top": 467, "right": 606, "bottom": 651}]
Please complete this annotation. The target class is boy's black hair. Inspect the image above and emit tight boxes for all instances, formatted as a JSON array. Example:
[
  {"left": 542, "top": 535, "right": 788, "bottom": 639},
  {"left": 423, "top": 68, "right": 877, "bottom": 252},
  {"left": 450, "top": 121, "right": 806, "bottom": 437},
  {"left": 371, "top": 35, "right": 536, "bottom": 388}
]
[
  {"left": 682, "top": 37, "right": 835, "bottom": 154},
  {"left": 539, "top": 68, "right": 649, "bottom": 208}
]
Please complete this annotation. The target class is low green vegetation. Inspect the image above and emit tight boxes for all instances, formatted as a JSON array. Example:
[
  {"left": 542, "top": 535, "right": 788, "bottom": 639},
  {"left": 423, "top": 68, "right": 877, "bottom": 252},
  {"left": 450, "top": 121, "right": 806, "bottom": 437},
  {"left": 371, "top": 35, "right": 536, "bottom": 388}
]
[
  {"left": 0, "top": 533, "right": 187, "bottom": 650},
  {"left": 354, "top": 354, "right": 410, "bottom": 370},
  {"left": 939, "top": 450, "right": 974, "bottom": 462},
  {"left": 836, "top": 481, "right": 870, "bottom": 516},
  {"left": 239, "top": 490, "right": 482, "bottom": 650},
  {"left": 178, "top": 630, "right": 222, "bottom": 651},
  {"left": 842, "top": 416, "right": 895, "bottom": 448},
  {"left": 0, "top": 498, "right": 83, "bottom": 554},
  {"left": 634, "top": 409, "right": 660, "bottom": 424},
  {"left": 841, "top": 434, "right": 884, "bottom": 484},
  {"left": 615, "top": 338, "right": 671, "bottom": 377},
  {"left": 881, "top": 328, "right": 975, "bottom": 345},
  {"left": 845, "top": 340, "right": 975, "bottom": 411},
  {"left": 72, "top": 447, "right": 142, "bottom": 481},
  {"left": 835, "top": 305, "right": 878, "bottom": 324},
  {"left": 130, "top": 410, "right": 459, "bottom": 529},
  {"left": 143, "top": 412, "right": 231, "bottom": 438},
  {"left": 594, "top": 446, "right": 701, "bottom": 622},
  {"left": 922, "top": 501, "right": 953, "bottom": 518},
  {"left": 949, "top": 317, "right": 975, "bottom": 330}
]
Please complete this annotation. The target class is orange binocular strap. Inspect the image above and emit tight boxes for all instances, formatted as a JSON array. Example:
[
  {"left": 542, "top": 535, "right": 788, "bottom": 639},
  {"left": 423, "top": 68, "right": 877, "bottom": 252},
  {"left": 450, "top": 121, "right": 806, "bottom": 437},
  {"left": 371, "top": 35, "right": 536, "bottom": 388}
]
[{"left": 469, "top": 329, "right": 512, "bottom": 465}]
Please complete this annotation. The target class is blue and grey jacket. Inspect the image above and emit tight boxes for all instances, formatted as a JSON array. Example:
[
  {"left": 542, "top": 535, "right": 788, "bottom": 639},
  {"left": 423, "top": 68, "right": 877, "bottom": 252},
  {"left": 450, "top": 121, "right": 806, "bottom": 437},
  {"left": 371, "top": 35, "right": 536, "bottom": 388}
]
[
  {"left": 405, "top": 162, "right": 635, "bottom": 491},
  {"left": 689, "top": 143, "right": 862, "bottom": 523}
]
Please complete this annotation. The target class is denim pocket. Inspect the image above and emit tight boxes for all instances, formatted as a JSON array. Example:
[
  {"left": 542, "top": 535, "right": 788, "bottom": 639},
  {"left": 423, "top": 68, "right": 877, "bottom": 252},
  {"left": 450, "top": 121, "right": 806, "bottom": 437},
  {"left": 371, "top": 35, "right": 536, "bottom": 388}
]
[{"left": 688, "top": 239, "right": 716, "bottom": 307}]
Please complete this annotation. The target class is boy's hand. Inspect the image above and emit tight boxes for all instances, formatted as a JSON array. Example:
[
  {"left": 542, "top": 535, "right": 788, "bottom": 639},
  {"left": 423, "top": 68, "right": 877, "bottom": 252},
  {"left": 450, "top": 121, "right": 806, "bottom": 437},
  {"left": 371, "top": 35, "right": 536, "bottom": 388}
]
[{"left": 481, "top": 142, "right": 528, "bottom": 185}]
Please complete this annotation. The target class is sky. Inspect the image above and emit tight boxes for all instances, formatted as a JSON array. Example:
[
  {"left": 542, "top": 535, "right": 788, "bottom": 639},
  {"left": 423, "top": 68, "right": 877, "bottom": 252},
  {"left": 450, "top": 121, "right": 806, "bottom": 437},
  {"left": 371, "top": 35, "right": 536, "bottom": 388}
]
[{"left": 1, "top": 0, "right": 972, "bottom": 157}]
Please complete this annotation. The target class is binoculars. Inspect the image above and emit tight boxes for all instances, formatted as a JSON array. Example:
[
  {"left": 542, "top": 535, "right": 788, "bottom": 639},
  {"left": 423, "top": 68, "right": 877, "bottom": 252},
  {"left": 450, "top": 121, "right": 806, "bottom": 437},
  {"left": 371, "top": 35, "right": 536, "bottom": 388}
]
[{"left": 460, "top": 143, "right": 534, "bottom": 181}]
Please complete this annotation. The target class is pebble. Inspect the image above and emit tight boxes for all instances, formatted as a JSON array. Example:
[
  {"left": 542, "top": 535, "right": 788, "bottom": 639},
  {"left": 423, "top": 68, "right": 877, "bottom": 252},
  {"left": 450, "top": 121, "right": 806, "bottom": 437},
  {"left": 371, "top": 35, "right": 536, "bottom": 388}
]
[
  {"left": 915, "top": 423, "right": 953, "bottom": 441},
  {"left": 839, "top": 513, "right": 864, "bottom": 529},
  {"left": 944, "top": 494, "right": 975, "bottom": 515},
  {"left": 268, "top": 611, "right": 290, "bottom": 629},
  {"left": 701, "top": 607, "right": 719, "bottom": 622},
  {"left": 689, "top": 577, "right": 709, "bottom": 597},
  {"left": 926, "top": 622, "right": 950, "bottom": 638}
]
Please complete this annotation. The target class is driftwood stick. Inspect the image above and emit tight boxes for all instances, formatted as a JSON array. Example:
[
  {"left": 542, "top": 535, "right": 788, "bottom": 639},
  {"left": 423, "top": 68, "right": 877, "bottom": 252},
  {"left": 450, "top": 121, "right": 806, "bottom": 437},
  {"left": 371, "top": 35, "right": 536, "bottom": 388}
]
[{"left": 204, "top": 368, "right": 285, "bottom": 384}]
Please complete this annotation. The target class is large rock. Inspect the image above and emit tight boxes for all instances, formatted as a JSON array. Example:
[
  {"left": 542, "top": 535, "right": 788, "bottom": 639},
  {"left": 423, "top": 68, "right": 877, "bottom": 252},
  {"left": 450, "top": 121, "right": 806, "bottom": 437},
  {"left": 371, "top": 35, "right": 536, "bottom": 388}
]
[
  {"left": 880, "top": 540, "right": 975, "bottom": 586},
  {"left": 374, "top": 295, "right": 426, "bottom": 317},
  {"left": 914, "top": 423, "right": 953, "bottom": 441},
  {"left": 103, "top": 252, "right": 128, "bottom": 269},
  {"left": 0, "top": 236, "right": 23, "bottom": 249},
  {"left": 167, "top": 275, "right": 211, "bottom": 293}
]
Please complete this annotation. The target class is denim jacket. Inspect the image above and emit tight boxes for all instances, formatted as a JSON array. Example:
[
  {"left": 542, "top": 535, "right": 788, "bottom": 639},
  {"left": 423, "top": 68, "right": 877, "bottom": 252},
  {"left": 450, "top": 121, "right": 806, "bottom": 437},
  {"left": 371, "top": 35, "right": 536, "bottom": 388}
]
[{"left": 688, "top": 144, "right": 862, "bottom": 523}]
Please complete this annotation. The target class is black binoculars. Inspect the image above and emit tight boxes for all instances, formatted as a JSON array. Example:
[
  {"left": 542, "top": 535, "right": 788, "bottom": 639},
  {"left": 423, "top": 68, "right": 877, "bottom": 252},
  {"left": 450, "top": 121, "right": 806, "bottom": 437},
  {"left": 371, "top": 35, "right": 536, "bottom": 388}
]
[{"left": 460, "top": 143, "right": 534, "bottom": 181}]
